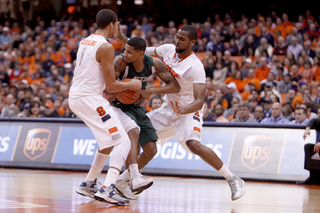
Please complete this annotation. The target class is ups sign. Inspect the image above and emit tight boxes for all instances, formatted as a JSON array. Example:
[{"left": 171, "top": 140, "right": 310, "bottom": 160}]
[
  {"left": 23, "top": 129, "right": 51, "bottom": 160},
  {"left": 12, "top": 124, "right": 60, "bottom": 163},
  {"left": 228, "top": 130, "right": 284, "bottom": 175}
]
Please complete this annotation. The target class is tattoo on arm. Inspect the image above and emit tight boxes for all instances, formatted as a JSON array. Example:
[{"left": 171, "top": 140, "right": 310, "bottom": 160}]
[
  {"left": 113, "top": 56, "right": 126, "bottom": 79},
  {"left": 153, "top": 58, "right": 175, "bottom": 83}
]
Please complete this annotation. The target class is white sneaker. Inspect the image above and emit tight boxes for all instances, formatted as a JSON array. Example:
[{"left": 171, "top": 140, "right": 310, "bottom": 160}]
[
  {"left": 75, "top": 178, "right": 100, "bottom": 198},
  {"left": 94, "top": 184, "right": 130, "bottom": 206},
  {"left": 226, "top": 175, "right": 245, "bottom": 201},
  {"left": 131, "top": 174, "right": 154, "bottom": 195},
  {"left": 115, "top": 179, "right": 138, "bottom": 200}
]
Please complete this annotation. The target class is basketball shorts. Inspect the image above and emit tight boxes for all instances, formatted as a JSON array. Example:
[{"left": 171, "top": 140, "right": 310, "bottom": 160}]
[
  {"left": 147, "top": 102, "right": 203, "bottom": 153},
  {"left": 113, "top": 104, "right": 158, "bottom": 147},
  {"left": 69, "top": 95, "right": 134, "bottom": 150}
]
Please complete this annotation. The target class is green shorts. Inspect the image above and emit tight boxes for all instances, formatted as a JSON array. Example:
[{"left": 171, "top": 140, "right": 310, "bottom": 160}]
[{"left": 117, "top": 104, "right": 158, "bottom": 147}]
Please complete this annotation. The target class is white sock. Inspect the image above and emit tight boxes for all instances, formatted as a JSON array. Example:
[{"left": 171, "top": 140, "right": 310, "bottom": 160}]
[
  {"left": 84, "top": 150, "right": 109, "bottom": 181},
  {"left": 103, "top": 167, "right": 120, "bottom": 187},
  {"left": 118, "top": 169, "right": 131, "bottom": 181},
  {"left": 129, "top": 164, "right": 139, "bottom": 178},
  {"left": 218, "top": 164, "right": 233, "bottom": 179}
]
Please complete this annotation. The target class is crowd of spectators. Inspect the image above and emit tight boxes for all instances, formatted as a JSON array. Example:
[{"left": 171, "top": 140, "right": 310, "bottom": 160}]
[{"left": 0, "top": 8, "right": 320, "bottom": 125}]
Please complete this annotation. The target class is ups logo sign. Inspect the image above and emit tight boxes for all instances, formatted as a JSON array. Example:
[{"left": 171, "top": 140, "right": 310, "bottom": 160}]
[
  {"left": 241, "top": 135, "right": 273, "bottom": 170},
  {"left": 23, "top": 128, "right": 51, "bottom": 160}
]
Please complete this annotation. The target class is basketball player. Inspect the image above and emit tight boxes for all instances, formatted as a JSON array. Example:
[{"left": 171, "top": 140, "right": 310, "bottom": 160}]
[
  {"left": 116, "top": 25, "right": 245, "bottom": 201},
  {"left": 108, "top": 37, "right": 180, "bottom": 199},
  {"left": 68, "top": 9, "right": 141, "bottom": 206}
]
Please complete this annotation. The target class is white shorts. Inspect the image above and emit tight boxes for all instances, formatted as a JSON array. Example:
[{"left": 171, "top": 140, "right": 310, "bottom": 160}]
[
  {"left": 147, "top": 102, "right": 203, "bottom": 153},
  {"left": 112, "top": 107, "right": 140, "bottom": 133},
  {"left": 69, "top": 95, "right": 132, "bottom": 150}
]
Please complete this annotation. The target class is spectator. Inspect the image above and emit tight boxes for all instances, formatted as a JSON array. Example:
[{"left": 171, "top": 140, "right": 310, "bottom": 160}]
[
  {"left": 130, "top": 25, "right": 146, "bottom": 39},
  {"left": 212, "top": 61, "right": 228, "bottom": 86},
  {"left": 290, "top": 107, "right": 309, "bottom": 125},
  {"left": 0, "top": 96, "right": 16, "bottom": 117},
  {"left": 257, "top": 25, "right": 274, "bottom": 46},
  {"left": 240, "top": 35, "right": 257, "bottom": 56},
  {"left": 0, "top": 27, "right": 11, "bottom": 48},
  {"left": 17, "top": 102, "right": 30, "bottom": 117},
  {"left": 304, "top": 40, "right": 316, "bottom": 59},
  {"left": 223, "top": 97, "right": 239, "bottom": 119},
  {"left": 29, "top": 101, "right": 43, "bottom": 118},
  {"left": 273, "top": 36, "right": 287, "bottom": 56},
  {"left": 254, "top": 56, "right": 271, "bottom": 81},
  {"left": 43, "top": 101, "right": 59, "bottom": 117},
  {"left": 277, "top": 74, "right": 292, "bottom": 93},
  {"left": 231, "top": 102, "right": 257, "bottom": 123},
  {"left": 262, "top": 96, "right": 273, "bottom": 118},
  {"left": 203, "top": 101, "right": 215, "bottom": 122},
  {"left": 16, "top": 89, "right": 28, "bottom": 112},
  {"left": 254, "top": 105, "right": 265, "bottom": 122},
  {"left": 0, "top": 63, "right": 10, "bottom": 85},
  {"left": 248, "top": 96, "right": 259, "bottom": 113},
  {"left": 5, "top": 93, "right": 19, "bottom": 115},
  {"left": 255, "top": 37, "right": 273, "bottom": 57},
  {"left": 45, "top": 65, "right": 65, "bottom": 87},
  {"left": 261, "top": 102, "right": 290, "bottom": 124},
  {"left": 213, "top": 104, "right": 229, "bottom": 123},
  {"left": 60, "top": 98, "right": 77, "bottom": 118},
  {"left": 240, "top": 58, "right": 253, "bottom": 79},
  {"left": 227, "top": 82, "right": 242, "bottom": 101},
  {"left": 287, "top": 36, "right": 304, "bottom": 61},
  {"left": 300, "top": 117, "right": 320, "bottom": 185},
  {"left": 149, "top": 95, "right": 163, "bottom": 111}
]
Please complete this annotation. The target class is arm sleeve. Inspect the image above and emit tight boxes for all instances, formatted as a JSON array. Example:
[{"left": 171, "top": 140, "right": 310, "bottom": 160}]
[{"left": 155, "top": 44, "right": 174, "bottom": 58}]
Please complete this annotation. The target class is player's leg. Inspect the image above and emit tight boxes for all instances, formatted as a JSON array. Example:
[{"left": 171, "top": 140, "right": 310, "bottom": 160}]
[
  {"left": 69, "top": 96, "right": 131, "bottom": 205},
  {"left": 177, "top": 112, "right": 245, "bottom": 201}
]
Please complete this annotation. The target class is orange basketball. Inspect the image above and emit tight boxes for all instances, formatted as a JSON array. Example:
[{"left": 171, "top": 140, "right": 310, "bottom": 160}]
[{"left": 115, "top": 78, "right": 141, "bottom": 104}]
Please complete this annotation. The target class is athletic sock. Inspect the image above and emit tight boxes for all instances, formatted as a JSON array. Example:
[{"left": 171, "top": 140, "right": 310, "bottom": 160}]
[
  {"left": 103, "top": 167, "right": 120, "bottom": 187},
  {"left": 129, "top": 164, "right": 139, "bottom": 178},
  {"left": 217, "top": 164, "right": 234, "bottom": 179},
  {"left": 84, "top": 150, "right": 109, "bottom": 181}
]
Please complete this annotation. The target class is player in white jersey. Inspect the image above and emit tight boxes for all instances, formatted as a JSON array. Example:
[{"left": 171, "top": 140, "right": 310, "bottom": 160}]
[
  {"left": 145, "top": 25, "right": 245, "bottom": 201},
  {"left": 68, "top": 9, "right": 141, "bottom": 206}
]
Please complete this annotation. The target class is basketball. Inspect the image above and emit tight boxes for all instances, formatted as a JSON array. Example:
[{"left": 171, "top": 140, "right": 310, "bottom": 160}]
[{"left": 115, "top": 78, "right": 141, "bottom": 104}]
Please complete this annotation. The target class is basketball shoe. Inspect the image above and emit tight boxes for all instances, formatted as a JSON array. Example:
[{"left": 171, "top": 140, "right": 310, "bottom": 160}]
[
  {"left": 226, "top": 175, "right": 245, "bottom": 201},
  {"left": 76, "top": 178, "right": 100, "bottom": 198},
  {"left": 115, "top": 179, "right": 138, "bottom": 200},
  {"left": 94, "top": 184, "right": 130, "bottom": 206},
  {"left": 131, "top": 173, "right": 154, "bottom": 195}
]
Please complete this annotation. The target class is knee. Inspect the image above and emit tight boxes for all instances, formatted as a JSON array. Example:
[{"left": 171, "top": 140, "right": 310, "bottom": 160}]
[
  {"left": 143, "top": 142, "right": 157, "bottom": 158},
  {"left": 186, "top": 140, "right": 202, "bottom": 155},
  {"left": 128, "top": 128, "right": 140, "bottom": 142}
]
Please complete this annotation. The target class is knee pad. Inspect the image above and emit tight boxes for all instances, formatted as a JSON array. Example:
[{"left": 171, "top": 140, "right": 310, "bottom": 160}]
[{"left": 109, "top": 140, "right": 131, "bottom": 170}]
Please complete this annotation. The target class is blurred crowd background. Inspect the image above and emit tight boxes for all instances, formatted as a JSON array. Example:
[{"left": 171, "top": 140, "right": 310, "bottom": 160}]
[{"left": 0, "top": 0, "right": 320, "bottom": 124}]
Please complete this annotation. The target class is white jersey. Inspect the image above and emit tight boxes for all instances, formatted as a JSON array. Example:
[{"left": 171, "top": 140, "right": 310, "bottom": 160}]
[
  {"left": 156, "top": 44, "right": 206, "bottom": 106},
  {"left": 69, "top": 34, "right": 108, "bottom": 98}
]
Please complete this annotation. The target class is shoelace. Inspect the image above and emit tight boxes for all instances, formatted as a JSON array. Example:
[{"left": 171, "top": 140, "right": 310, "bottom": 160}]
[{"left": 229, "top": 179, "right": 238, "bottom": 193}]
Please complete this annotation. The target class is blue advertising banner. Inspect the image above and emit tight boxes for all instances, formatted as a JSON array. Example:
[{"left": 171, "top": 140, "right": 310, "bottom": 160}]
[
  {"left": 0, "top": 124, "right": 21, "bottom": 162},
  {"left": 52, "top": 126, "right": 98, "bottom": 165},
  {"left": 145, "top": 127, "right": 234, "bottom": 171}
]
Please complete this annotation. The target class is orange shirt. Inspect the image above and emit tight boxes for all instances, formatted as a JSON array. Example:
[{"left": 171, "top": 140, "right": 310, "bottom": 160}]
[
  {"left": 224, "top": 77, "right": 244, "bottom": 92},
  {"left": 254, "top": 66, "right": 271, "bottom": 81},
  {"left": 272, "top": 25, "right": 286, "bottom": 38},
  {"left": 312, "top": 65, "right": 320, "bottom": 80}
]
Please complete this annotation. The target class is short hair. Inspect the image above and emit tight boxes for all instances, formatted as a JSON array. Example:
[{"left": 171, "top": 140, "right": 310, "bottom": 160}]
[
  {"left": 127, "top": 37, "right": 146, "bottom": 52},
  {"left": 96, "top": 9, "right": 117, "bottom": 29},
  {"left": 239, "top": 102, "right": 251, "bottom": 110},
  {"left": 296, "top": 107, "right": 307, "bottom": 115},
  {"left": 180, "top": 25, "right": 198, "bottom": 41}
]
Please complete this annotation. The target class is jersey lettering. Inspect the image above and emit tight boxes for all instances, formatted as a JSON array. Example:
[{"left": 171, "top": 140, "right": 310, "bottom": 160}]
[
  {"left": 80, "top": 39, "right": 97, "bottom": 46},
  {"left": 164, "top": 62, "right": 181, "bottom": 79}
]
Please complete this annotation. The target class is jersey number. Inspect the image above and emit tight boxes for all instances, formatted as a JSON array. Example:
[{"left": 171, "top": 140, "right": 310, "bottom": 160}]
[{"left": 78, "top": 47, "right": 87, "bottom": 66}]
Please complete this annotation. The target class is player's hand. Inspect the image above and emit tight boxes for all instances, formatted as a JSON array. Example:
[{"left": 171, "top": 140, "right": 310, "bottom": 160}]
[
  {"left": 170, "top": 101, "right": 180, "bottom": 116},
  {"left": 314, "top": 142, "right": 320, "bottom": 153},
  {"left": 129, "top": 79, "right": 142, "bottom": 91},
  {"left": 103, "top": 91, "right": 116, "bottom": 102},
  {"left": 114, "top": 21, "right": 121, "bottom": 39},
  {"left": 141, "top": 89, "right": 152, "bottom": 101},
  {"left": 303, "top": 129, "right": 310, "bottom": 140}
]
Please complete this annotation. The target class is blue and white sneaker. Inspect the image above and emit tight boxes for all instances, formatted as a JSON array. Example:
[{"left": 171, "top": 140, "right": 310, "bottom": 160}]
[
  {"left": 94, "top": 184, "right": 130, "bottom": 206},
  {"left": 76, "top": 178, "right": 100, "bottom": 198}
]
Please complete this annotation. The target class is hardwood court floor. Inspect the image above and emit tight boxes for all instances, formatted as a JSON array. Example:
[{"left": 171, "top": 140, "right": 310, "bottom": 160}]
[{"left": 0, "top": 168, "right": 319, "bottom": 213}]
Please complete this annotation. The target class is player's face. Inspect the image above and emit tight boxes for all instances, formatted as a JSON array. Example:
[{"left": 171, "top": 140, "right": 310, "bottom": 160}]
[
  {"left": 175, "top": 30, "right": 193, "bottom": 53},
  {"left": 123, "top": 45, "right": 141, "bottom": 63}
]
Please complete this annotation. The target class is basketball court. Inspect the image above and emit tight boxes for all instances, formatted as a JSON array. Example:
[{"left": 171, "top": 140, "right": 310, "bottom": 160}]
[{"left": 0, "top": 168, "right": 319, "bottom": 213}]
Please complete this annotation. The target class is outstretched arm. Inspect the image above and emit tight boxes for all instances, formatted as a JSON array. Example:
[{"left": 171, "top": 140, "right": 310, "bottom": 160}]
[{"left": 114, "top": 21, "right": 129, "bottom": 44}]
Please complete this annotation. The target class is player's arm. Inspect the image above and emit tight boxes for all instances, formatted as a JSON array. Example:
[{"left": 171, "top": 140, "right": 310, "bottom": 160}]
[
  {"left": 178, "top": 83, "right": 206, "bottom": 115},
  {"left": 97, "top": 43, "right": 141, "bottom": 93},
  {"left": 113, "top": 55, "right": 126, "bottom": 79},
  {"left": 145, "top": 47, "right": 161, "bottom": 58},
  {"left": 142, "top": 58, "right": 180, "bottom": 99}
]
